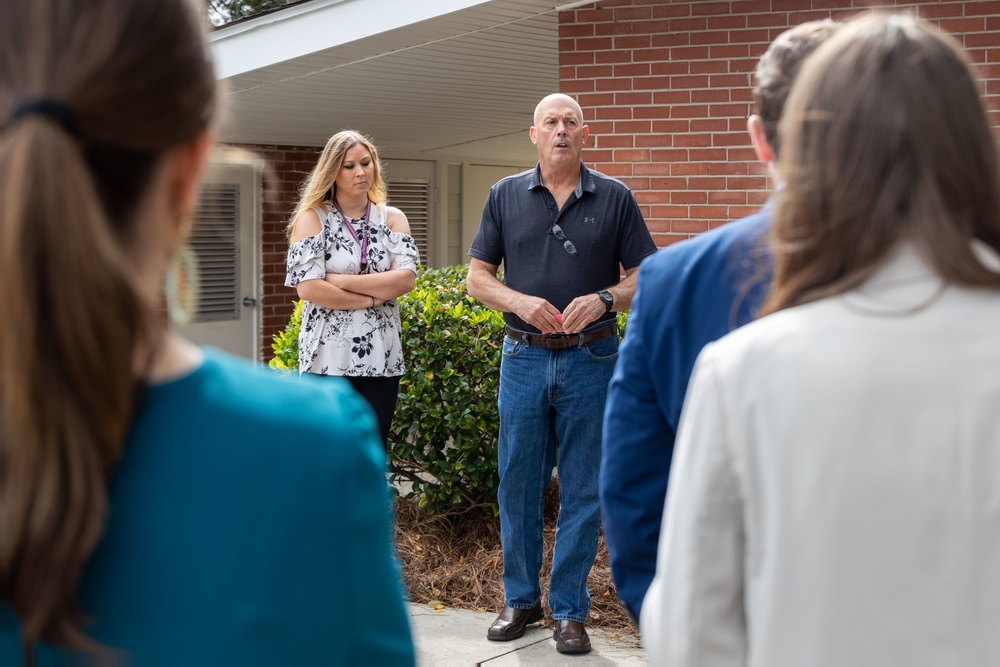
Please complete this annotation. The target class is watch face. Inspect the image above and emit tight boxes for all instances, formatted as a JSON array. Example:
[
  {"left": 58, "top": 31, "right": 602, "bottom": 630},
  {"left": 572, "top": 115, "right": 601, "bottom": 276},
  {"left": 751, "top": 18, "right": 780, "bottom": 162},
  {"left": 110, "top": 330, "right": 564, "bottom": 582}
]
[{"left": 599, "top": 290, "right": 613, "bottom": 310}]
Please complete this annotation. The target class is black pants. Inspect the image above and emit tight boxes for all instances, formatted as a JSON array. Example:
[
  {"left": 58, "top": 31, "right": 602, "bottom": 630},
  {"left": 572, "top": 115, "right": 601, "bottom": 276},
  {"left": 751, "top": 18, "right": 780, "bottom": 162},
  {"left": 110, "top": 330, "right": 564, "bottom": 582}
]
[{"left": 346, "top": 375, "right": 401, "bottom": 450}]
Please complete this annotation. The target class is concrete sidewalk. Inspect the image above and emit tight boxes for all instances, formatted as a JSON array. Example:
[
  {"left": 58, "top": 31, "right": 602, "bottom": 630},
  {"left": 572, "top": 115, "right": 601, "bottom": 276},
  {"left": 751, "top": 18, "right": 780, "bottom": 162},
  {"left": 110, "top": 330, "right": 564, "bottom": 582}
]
[{"left": 408, "top": 603, "right": 648, "bottom": 665}]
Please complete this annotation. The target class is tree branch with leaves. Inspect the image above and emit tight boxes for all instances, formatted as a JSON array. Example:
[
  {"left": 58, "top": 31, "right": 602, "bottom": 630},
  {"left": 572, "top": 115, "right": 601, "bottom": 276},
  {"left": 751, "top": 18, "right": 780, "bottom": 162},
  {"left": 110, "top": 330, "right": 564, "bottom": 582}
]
[{"left": 206, "top": 0, "right": 292, "bottom": 26}]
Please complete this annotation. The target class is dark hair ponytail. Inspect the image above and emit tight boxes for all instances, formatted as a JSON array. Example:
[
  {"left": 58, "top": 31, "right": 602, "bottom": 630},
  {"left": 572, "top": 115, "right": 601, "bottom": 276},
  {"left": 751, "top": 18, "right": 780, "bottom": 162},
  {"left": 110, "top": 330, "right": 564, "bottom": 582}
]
[{"left": 1, "top": 115, "right": 152, "bottom": 648}]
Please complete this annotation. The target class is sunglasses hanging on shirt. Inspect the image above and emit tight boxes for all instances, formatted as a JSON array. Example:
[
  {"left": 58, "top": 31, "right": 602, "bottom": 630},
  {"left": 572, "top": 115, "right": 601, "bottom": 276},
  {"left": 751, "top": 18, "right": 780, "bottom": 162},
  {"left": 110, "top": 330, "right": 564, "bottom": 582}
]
[
  {"left": 550, "top": 222, "right": 577, "bottom": 255},
  {"left": 333, "top": 199, "right": 371, "bottom": 274}
]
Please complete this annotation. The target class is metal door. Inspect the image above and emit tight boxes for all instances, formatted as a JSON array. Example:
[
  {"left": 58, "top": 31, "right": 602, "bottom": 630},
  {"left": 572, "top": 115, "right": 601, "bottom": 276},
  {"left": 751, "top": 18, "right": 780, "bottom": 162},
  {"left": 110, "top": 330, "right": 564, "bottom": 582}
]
[{"left": 184, "top": 161, "right": 261, "bottom": 361}]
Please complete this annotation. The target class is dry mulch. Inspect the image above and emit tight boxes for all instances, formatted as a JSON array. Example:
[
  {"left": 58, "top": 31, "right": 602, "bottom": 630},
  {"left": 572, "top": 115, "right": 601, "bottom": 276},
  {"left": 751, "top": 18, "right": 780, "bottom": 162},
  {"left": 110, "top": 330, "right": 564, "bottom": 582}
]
[{"left": 393, "top": 480, "right": 640, "bottom": 644}]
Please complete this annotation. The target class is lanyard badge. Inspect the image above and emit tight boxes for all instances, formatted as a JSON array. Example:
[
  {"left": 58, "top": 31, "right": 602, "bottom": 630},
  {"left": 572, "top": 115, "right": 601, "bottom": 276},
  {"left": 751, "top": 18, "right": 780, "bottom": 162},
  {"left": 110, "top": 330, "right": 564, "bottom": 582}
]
[{"left": 333, "top": 199, "right": 372, "bottom": 274}]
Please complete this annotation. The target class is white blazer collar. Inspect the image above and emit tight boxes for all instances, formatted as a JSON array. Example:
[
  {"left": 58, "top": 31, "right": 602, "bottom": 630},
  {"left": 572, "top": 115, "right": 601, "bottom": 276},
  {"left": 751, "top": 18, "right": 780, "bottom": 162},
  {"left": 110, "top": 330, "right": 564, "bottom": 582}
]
[
  {"left": 843, "top": 241, "right": 940, "bottom": 315},
  {"left": 841, "top": 239, "right": 1000, "bottom": 315}
]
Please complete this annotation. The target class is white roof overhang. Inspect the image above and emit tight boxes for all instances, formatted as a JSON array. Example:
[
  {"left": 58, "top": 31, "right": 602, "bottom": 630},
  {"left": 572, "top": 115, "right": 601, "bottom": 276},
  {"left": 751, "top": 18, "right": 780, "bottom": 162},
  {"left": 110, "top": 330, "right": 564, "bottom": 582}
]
[{"left": 209, "top": 0, "right": 591, "bottom": 163}]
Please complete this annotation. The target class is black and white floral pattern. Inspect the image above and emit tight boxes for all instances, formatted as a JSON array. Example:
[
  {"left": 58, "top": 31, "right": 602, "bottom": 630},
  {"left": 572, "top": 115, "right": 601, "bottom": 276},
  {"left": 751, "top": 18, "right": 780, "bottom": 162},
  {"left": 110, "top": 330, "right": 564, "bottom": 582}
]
[{"left": 285, "top": 202, "right": 419, "bottom": 377}]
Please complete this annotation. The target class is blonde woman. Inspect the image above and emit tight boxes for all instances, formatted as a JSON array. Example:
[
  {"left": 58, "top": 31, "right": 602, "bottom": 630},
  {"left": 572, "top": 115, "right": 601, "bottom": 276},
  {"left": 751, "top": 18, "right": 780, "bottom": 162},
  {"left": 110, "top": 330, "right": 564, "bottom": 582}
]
[{"left": 286, "top": 130, "right": 419, "bottom": 445}]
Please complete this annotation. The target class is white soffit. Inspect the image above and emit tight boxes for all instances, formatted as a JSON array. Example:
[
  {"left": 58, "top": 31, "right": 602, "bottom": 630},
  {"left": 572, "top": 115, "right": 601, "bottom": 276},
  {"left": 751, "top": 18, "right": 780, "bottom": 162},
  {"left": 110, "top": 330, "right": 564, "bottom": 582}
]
[{"left": 209, "top": 0, "right": 589, "bottom": 163}]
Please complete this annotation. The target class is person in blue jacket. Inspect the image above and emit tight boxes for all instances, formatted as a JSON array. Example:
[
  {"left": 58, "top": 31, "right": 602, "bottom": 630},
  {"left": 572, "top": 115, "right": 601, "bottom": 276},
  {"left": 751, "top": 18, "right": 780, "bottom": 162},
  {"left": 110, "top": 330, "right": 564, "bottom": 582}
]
[
  {"left": 0, "top": 0, "right": 414, "bottom": 664},
  {"left": 599, "top": 19, "right": 843, "bottom": 622}
]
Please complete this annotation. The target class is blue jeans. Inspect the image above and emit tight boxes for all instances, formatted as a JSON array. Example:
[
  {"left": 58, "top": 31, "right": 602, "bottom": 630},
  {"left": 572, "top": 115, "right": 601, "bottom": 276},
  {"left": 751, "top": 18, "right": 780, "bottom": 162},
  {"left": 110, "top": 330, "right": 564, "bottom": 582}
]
[{"left": 497, "top": 333, "right": 619, "bottom": 622}]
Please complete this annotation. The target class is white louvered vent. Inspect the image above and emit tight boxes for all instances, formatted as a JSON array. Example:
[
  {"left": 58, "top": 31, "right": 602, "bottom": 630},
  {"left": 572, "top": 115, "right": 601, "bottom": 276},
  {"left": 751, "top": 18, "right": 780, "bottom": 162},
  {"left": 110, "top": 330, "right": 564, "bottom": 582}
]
[
  {"left": 388, "top": 178, "right": 430, "bottom": 267},
  {"left": 191, "top": 183, "right": 240, "bottom": 322}
]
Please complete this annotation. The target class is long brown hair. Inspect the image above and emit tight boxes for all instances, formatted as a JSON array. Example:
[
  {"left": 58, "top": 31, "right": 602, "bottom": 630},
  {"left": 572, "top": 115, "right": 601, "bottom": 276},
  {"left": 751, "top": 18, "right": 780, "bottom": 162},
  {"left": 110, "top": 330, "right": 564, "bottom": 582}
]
[
  {"left": 0, "top": 0, "right": 216, "bottom": 649},
  {"left": 287, "top": 130, "right": 387, "bottom": 238},
  {"left": 762, "top": 13, "right": 1000, "bottom": 315}
]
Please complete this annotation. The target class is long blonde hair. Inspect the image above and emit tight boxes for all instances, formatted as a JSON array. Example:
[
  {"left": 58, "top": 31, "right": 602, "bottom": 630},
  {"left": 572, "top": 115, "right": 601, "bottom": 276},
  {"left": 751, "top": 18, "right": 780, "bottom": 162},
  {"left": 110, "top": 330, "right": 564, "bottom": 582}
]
[
  {"left": 762, "top": 13, "right": 1000, "bottom": 315},
  {"left": 0, "top": 0, "right": 216, "bottom": 649},
  {"left": 287, "top": 130, "right": 387, "bottom": 238}
]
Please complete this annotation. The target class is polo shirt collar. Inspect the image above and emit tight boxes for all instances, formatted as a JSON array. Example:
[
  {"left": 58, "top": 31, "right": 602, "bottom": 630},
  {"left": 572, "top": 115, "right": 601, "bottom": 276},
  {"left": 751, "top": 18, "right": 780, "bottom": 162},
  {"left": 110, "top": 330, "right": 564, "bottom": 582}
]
[{"left": 528, "top": 162, "right": 597, "bottom": 199}]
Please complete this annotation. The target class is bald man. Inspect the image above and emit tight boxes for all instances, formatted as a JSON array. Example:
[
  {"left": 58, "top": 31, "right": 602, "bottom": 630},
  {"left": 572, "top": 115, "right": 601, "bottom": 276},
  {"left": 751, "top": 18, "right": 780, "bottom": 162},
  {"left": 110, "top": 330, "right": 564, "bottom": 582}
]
[{"left": 467, "top": 93, "right": 656, "bottom": 654}]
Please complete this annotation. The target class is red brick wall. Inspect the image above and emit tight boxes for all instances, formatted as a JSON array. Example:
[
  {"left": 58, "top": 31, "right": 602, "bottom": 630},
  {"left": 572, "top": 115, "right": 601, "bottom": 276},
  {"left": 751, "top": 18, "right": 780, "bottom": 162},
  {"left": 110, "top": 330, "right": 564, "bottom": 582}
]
[
  {"left": 238, "top": 143, "right": 321, "bottom": 360},
  {"left": 559, "top": 0, "right": 1000, "bottom": 247}
]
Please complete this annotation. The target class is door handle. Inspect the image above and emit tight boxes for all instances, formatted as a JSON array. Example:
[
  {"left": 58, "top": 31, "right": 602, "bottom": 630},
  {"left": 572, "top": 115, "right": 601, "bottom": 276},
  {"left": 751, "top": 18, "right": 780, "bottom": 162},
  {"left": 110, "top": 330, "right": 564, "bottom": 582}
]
[{"left": 242, "top": 297, "right": 257, "bottom": 307}]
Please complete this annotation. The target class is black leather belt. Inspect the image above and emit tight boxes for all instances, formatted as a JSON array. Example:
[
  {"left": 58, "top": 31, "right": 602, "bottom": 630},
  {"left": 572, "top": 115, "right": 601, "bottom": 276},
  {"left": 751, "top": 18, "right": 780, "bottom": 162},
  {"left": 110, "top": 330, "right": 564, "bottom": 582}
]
[{"left": 505, "top": 321, "right": 618, "bottom": 350}]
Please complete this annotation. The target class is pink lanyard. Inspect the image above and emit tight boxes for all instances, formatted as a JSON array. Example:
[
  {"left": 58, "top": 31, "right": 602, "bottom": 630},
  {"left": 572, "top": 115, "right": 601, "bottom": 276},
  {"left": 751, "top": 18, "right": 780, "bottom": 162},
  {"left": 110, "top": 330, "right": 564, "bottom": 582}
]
[{"left": 332, "top": 199, "right": 371, "bottom": 271}]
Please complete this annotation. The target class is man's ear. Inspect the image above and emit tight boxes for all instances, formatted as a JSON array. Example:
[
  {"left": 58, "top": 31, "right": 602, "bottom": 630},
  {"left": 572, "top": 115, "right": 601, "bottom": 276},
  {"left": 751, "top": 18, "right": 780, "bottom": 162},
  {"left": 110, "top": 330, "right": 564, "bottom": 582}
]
[
  {"left": 529, "top": 125, "right": 538, "bottom": 146},
  {"left": 171, "top": 130, "right": 214, "bottom": 218},
  {"left": 581, "top": 124, "right": 590, "bottom": 146},
  {"left": 747, "top": 115, "right": 775, "bottom": 167}
]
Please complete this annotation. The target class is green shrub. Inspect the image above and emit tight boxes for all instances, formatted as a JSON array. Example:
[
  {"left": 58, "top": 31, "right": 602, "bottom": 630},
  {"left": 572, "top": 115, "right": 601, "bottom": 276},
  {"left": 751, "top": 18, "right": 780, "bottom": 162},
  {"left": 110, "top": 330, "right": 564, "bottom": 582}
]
[
  {"left": 268, "top": 299, "right": 302, "bottom": 373},
  {"left": 389, "top": 265, "right": 505, "bottom": 514},
  {"left": 269, "top": 266, "right": 630, "bottom": 515}
]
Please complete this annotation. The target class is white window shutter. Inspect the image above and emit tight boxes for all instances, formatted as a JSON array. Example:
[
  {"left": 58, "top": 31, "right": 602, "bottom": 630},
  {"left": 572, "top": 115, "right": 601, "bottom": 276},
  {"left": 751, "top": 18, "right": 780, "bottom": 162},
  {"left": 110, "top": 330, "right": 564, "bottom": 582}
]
[
  {"left": 387, "top": 178, "right": 430, "bottom": 267},
  {"left": 191, "top": 183, "right": 241, "bottom": 322}
]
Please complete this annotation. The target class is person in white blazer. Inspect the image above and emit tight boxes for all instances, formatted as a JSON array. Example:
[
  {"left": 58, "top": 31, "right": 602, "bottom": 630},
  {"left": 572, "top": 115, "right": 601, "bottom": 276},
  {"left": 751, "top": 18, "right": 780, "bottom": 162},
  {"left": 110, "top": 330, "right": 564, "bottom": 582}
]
[{"left": 640, "top": 12, "right": 1000, "bottom": 667}]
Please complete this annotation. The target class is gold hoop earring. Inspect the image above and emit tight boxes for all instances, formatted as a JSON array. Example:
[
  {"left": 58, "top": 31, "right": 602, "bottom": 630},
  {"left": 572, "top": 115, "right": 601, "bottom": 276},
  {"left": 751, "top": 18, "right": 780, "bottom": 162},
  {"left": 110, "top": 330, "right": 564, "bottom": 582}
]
[{"left": 165, "top": 243, "right": 200, "bottom": 326}]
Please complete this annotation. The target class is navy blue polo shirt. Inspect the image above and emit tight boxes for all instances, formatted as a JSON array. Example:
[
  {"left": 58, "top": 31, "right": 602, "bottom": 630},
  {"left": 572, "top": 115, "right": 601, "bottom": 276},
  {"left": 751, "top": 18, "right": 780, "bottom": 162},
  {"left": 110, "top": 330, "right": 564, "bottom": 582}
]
[{"left": 469, "top": 162, "right": 656, "bottom": 333}]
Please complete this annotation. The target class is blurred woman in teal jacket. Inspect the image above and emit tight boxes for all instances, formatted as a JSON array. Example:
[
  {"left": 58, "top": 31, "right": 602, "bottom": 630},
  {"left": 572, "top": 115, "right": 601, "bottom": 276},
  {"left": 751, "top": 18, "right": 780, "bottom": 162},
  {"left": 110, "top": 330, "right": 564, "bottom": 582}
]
[{"left": 0, "top": 0, "right": 414, "bottom": 664}]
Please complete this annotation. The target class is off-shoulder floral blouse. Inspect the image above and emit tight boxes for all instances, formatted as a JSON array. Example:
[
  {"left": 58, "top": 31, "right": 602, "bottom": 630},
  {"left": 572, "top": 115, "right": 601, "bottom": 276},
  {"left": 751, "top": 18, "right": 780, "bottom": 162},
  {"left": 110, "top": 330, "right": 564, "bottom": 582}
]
[{"left": 285, "top": 202, "right": 419, "bottom": 377}]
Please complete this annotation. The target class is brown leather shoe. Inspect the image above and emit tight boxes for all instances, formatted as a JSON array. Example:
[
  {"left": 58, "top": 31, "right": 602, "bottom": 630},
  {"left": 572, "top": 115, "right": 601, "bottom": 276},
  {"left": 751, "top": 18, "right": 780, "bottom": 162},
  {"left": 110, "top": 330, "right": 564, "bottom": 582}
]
[
  {"left": 553, "top": 619, "right": 592, "bottom": 654},
  {"left": 486, "top": 601, "right": 544, "bottom": 641}
]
